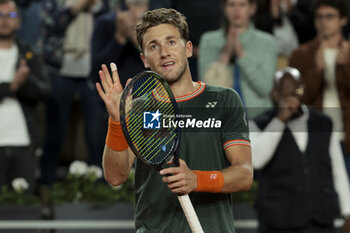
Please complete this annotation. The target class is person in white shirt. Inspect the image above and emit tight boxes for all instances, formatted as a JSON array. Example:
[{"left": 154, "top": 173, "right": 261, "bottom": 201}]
[
  {"left": 0, "top": 0, "right": 49, "bottom": 194},
  {"left": 250, "top": 67, "right": 350, "bottom": 233}
]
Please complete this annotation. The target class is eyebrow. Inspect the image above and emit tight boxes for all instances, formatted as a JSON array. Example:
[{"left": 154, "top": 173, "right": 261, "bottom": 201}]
[{"left": 146, "top": 36, "right": 178, "bottom": 47}]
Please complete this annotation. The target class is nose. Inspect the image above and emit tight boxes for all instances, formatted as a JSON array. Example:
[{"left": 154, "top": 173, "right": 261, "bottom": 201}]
[{"left": 160, "top": 45, "right": 170, "bottom": 58}]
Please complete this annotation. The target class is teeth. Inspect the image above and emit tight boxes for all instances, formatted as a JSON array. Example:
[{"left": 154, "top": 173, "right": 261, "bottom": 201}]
[{"left": 163, "top": 62, "right": 174, "bottom": 66}]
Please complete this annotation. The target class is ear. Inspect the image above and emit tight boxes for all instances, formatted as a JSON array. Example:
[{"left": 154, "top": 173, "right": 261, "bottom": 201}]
[
  {"left": 15, "top": 15, "right": 21, "bottom": 31},
  {"left": 270, "top": 89, "right": 278, "bottom": 103},
  {"left": 140, "top": 53, "right": 150, "bottom": 69},
  {"left": 250, "top": 2, "right": 257, "bottom": 17},
  {"left": 341, "top": 17, "right": 348, "bottom": 27},
  {"left": 185, "top": 40, "right": 193, "bottom": 58}
]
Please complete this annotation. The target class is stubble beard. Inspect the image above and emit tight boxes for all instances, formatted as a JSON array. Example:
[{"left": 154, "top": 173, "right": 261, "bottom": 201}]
[
  {"left": 162, "top": 61, "right": 187, "bottom": 85},
  {"left": 0, "top": 31, "right": 15, "bottom": 40}
]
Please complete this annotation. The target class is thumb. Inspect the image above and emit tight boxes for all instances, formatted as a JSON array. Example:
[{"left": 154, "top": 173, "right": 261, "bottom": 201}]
[{"left": 20, "top": 58, "right": 27, "bottom": 66}]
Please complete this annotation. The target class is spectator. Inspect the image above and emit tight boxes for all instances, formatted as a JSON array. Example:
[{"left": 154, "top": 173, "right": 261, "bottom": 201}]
[
  {"left": 90, "top": 0, "right": 149, "bottom": 170},
  {"left": 198, "top": 0, "right": 277, "bottom": 118},
  {"left": 91, "top": 0, "right": 148, "bottom": 87},
  {"left": 254, "top": 0, "right": 316, "bottom": 52},
  {"left": 250, "top": 67, "right": 350, "bottom": 233},
  {"left": 15, "top": 0, "right": 42, "bottom": 49},
  {"left": 0, "top": 0, "right": 50, "bottom": 194},
  {"left": 289, "top": 0, "right": 350, "bottom": 179},
  {"left": 254, "top": 0, "right": 299, "bottom": 69},
  {"left": 39, "top": 0, "right": 109, "bottom": 188}
]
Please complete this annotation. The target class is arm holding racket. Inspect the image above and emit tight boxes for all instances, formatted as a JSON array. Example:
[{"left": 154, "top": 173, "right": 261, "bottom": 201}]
[
  {"left": 96, "top": 63, "right": 135, "bottom": 186},
  {"left": 160, "top": 145, "right": 253, "bottom": 194}
]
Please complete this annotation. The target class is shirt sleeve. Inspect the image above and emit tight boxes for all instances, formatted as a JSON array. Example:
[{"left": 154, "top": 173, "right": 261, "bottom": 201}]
[
  {"left": 249, "top": 118, "right": 285, "bottom": 169},
  {"left": 329, "top": 132, "right": 350, "bottom": 216},
  {"left": 221, "top": 89, "right": 251, "bottom": 149}
]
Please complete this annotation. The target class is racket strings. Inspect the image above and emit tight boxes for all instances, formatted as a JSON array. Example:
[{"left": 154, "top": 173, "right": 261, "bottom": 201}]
[{"left": 124, "top": 76, "right": 178, "bottom": 165}]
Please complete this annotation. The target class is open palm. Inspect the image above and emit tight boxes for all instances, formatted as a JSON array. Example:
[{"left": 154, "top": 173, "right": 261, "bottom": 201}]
[{"left": 96, "top": 63, "right": 128, "bottom": 122}]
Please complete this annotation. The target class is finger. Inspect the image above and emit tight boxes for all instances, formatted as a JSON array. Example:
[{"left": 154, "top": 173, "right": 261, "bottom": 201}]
[
  {"left": 20, "top": 58, "right": 27, "bottom": 66},
  {"left": 170, "top": 187, "right": 188, "bottom": 194},
  {"left": 159, "top": 167, "right": 178, "bottom": 176},
  {"left": 110, "top": 62, "right": 120, "bottom": 85},
  {"left": 95, "top": 83, "right": 106, "bottom": 101},
  {"left": 99, "top": 70, "right": 110, "bottom": 93},
  {"left": 167, "top": 180, "right": 182, "bottom": 189},
  {"left": 163, "top": 174, "right": 182, "bottom": 186},
  {"left": 125, "top": 78, "right": 133, "bottom": 87},
  {"left": 101, "top": 64, "right": 113, "bottom": 86}
]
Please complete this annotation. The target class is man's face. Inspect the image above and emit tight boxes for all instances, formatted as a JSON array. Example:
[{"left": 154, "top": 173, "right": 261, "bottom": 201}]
[
  {"left": 140, "top": 24, "right": 192, "bottom": 83},
  {"left": 314, "top": 6, "right": 347, "bottom": 39},
  {"left": 0, "top": 2, "right": 19, "bottom": 39},
  {"left": 224, "top": 0, "right": 255, "bottom": 29},
  {"left": 273, "top": 75, "right": 302, "bottom": 108}
]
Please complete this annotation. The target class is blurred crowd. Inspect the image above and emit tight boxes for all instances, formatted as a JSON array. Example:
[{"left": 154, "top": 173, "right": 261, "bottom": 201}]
[{"left": 1, "top": 0, "right": 350, "bottom": 231}]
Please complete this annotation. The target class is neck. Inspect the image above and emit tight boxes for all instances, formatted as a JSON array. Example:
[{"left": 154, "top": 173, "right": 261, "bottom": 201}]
[
  {"left": 0, "top": 38, "right": 15, "bottom": 49},
  {"left": 231, "top": 23, "right": 249, "bottom": 34},
  {"left": 320, "top": 33, "right": 343, "bottom": 48},
  {"left": 169, "top": 67, "right": 197, "bottom": 98}
]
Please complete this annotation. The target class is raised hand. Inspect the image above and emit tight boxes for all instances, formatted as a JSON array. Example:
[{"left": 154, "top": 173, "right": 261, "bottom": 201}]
[
  {"left": 11, "top": 59, "right": 29, "bottom": 91},
  {"left": 96, "top": 63, "right": 125, "bottom": 122},
  {"left": 277, "top": 96, "right": 300, "bottom": 122},
  {"left": 315, "top": 42, "right": 326, "bottom": 71},
  {"left": 337, "top": 40, "right": 350, "bottom": 65}
]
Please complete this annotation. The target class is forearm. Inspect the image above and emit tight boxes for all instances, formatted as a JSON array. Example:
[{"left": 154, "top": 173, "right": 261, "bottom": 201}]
[
  {"left": 220, "top": 162, "right": 253, "bottom": 193},
  {"left": 330, "top": 132, "right": 350, "bottom": 216},
  {"left": 220, "top": 145, "right": 253, "bottom": 193},
  {"left": 102, "top": 145, "right": 135, "bottom": 186},
  {"left": 249, "top": 119, "right": 285, "bottom": 169}
]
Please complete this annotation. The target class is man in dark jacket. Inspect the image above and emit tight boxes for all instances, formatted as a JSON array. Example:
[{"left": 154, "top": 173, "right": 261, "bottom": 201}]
[
  {"left": 250, "top": 67, "right": 350, "bottom": 233},
  {"left": 289, "top": 0, "right": 350, "bottom": 182},
  {"left": 0, "top": 0, "right": 50, "bottom": 194}
]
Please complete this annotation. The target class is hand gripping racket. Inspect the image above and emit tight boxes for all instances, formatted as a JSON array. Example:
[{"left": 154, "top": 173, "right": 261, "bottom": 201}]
[{"left": 120, "top": 71, "right": 204, "bottom": 233}]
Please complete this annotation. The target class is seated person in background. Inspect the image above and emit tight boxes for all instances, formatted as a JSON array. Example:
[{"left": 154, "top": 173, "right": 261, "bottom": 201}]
[
  {"left": 0, "top": 0, "right": 50, "bottom": 194},
  {"left": 198, "top": 0, "right": 277, "bottom": 119},
  {"left": 249, "top": 67, "right": 350, "bottom": 233}
]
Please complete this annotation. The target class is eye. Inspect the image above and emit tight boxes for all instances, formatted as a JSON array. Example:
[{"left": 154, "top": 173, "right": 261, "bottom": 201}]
[
  {"left": 150, "top": 44, "right": 157, "bottom": 50},
  {"left": 169, "top": 40, "right": 176, "bottom": 46}
]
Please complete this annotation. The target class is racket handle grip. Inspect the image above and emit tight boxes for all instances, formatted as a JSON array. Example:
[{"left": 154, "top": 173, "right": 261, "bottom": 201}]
[{"left": 177, "top": 194, "right": 204, "bottom": 233}]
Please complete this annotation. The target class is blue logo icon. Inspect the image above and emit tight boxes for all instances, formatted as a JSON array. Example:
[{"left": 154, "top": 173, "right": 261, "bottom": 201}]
[
  {"left": 162, "top": 145, "right": 167, "bottom": 152},
  {"left": 143, "top": 110, "right": 161, "bottom": 129}
]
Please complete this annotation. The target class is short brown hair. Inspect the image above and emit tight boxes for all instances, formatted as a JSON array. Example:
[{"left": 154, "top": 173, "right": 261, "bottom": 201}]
[{"left": 136, "top": 8, "right": 189, "bottom": 51}]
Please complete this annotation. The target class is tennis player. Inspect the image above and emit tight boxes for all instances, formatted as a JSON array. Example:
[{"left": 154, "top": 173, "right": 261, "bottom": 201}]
[{"left": 96, "top": 8, "right": 253, "bottom": 233}]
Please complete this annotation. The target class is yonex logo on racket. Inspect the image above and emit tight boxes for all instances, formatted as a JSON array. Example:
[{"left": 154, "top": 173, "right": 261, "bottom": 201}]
[{"left": 143, "top": 110, "right": 162, "bottom": 129}]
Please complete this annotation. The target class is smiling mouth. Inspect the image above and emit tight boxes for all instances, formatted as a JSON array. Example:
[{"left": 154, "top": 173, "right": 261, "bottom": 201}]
[{"left": 161, "top": 61, "right": 175, "bottom": 68}]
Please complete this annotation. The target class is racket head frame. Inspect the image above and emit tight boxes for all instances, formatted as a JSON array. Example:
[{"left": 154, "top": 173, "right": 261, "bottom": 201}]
[{"left": 120, "top": 71, "right": 181, "bottom": 170}]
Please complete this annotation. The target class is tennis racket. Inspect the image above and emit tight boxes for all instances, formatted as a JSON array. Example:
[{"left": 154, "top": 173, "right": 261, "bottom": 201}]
[{"left": 120, "top": 71, "right": 204, "bottom": 233}]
